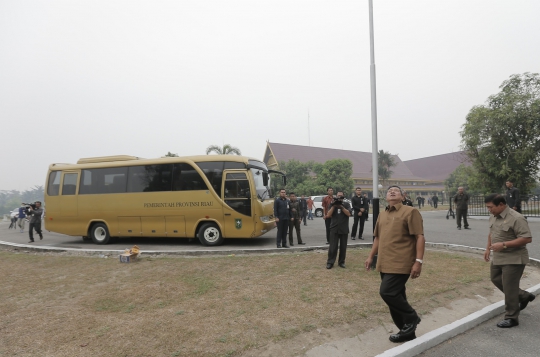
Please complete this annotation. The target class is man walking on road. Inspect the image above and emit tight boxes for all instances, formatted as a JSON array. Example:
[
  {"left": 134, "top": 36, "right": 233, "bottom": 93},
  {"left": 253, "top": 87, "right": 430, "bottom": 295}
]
[
  {"left": 484, "top": 194, "right": 535, "bottom": 328},
  {"left": 505, "top": 180, "right": 521, "bottom": 213},
  {"left": 322, "top": 187, "right": 334, "bottom": 245},
  {"left": 351, "top": 187, "right": 368, "bottom": 240},
  {"left": 365, "top": 186, "right": 425, "bottom": 343},
  {"left": 28, "top": 201, "right": 44, "bottom": 243},
  {"left": 454, "top": 187, "right": 470, "bottom": 230},
  {"left": 288, "top": 193, "right": 305, "bottom": 246},
  {"left": 326, "top": 191, "right": 351, "bottom": 269},
  {"left": 274, "top": 189, "right": 291, "bottom": 248},
  {"left": 17, "top": 204, "right": 27, "bottom": 233},
  {"left": 432, "top": 195, "right": 439, "bottom": 209}
]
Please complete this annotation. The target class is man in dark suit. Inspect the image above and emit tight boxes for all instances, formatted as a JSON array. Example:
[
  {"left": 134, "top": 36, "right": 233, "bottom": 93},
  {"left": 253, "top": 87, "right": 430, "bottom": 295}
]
[
  {"left": 299, "top": 195, "right": 308, "bottom": 225},
  {"left": 351, "top": 187, "right": 369, "bottom": 240}
]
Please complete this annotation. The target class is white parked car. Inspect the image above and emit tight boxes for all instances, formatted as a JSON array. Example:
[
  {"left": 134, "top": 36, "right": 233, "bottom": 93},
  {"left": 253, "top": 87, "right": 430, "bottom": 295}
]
[
  {"left": 310, "top": 195, "right": 352, "bottom": 218},
  {"left": 10, "top": 208, "right": 20, "bottom": 218}
]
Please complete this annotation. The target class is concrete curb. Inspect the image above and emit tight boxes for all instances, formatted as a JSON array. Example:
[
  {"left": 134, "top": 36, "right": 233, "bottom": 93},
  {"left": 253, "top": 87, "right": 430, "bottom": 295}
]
[
  {"left": 0, "top": 240, "right": 373, "bottom": 256},
  {"left": 375, "top": 282, "right": 540, "bottom": 357}
]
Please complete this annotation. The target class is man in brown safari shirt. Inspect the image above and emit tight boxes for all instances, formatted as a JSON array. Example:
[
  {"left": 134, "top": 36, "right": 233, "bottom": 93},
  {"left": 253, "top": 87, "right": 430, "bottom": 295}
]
[
  {"left": 365, "top": 186, "right": 425, "bottom": 343},
  {"left": 484, "top": 193, "right": 535, "bottom": 328}
]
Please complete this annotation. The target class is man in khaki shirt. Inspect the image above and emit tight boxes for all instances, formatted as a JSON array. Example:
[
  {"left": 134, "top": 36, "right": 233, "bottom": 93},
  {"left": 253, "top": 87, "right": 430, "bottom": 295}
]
[
  {"left": 484, "top": 194, "right": 535, "bottom": 328},
  {"left": 365, "top": 186, "right": 425, "bottom": 343}
]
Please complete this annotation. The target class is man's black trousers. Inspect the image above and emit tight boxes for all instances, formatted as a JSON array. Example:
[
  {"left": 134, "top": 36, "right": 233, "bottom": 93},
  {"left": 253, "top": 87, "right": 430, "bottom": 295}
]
[
  {"left": 351, "top": 213, "right": 365, "bottom": 238},
  {"left": 288, "top": 218, "right": 303, "bottom": 244},
  {"left": 29, "top": 222, "right": 43, "bottom": 241},
  {"left": 379, "top": 273, "right": 418, "bottom": 330},
  {"left": 456, "top": 208, "right": 469, "bottom": 228},
  {"left": 324, "top": 218, "right": 331, "bottom": 243},
  {"left": 327, "top": 230, "right": 347, "bottom": 266},
  {"left": 276, "top": 219, "right": 289, "bottom": 247},
  {"left": 433, "top": 201, "right": 438, "bottom": 208}
]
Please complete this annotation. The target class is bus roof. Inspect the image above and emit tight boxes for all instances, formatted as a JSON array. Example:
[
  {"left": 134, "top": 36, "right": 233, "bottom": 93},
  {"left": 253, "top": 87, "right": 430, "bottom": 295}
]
[{"left": 49, "top": 155, "right": 265, "bottom": 170}]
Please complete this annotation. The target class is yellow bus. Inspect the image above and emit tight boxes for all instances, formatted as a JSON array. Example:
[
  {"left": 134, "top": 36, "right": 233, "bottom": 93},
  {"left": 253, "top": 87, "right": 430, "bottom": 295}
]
[{"left": 44, "top": 155, "right": 285, "bottom": 246}]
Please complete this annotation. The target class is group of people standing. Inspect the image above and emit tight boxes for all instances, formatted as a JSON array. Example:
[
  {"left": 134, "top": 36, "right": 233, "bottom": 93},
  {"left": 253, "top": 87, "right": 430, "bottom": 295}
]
[
  {"left": 273, "top": 179, "right": 535, "bottom": 342},
  {"left": 273, "top": 190, "right": 313, "bottom": 248}
]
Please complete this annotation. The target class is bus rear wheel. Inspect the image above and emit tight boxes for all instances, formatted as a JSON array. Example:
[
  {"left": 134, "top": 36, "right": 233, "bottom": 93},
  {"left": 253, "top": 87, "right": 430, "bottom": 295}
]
[
  {"left": 198, "top": 223, "right": 223, "bottom": 246},
  {"left": 90, "top": 223, "right": 111, "bottom": 245}
]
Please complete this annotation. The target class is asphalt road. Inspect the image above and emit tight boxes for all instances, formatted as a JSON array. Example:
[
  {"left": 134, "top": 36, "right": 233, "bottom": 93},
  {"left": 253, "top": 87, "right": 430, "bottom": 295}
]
[
  {"left": 419, "top": 300, "right": 540, "bottom": 357},
  {"left": 1, "top": 210, "right": 539, "bottom": 258}
]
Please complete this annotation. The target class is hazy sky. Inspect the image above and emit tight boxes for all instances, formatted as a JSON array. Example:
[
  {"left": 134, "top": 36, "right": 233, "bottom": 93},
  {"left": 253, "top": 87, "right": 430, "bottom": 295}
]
[{"left": 1, "top": 0, "right": 539, "bottom": 190}]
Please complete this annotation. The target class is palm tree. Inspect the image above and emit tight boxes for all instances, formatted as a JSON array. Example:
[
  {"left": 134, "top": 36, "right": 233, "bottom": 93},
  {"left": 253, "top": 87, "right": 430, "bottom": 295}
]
[
  {"left": 206, "top": 144, "right": 242, "bottom": 155},
  {"left": 378, "top": 150, "right": 396, "bottom": 187}
]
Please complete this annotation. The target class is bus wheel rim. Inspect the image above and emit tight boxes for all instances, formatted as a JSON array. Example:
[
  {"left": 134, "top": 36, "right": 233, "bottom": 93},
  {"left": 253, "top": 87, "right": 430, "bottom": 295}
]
[
  {"left": 204, "top": 227, "right": 220, "bottom": 242},
  {"left": 95, "top": 227, "right": 106, "bottom": 241}
]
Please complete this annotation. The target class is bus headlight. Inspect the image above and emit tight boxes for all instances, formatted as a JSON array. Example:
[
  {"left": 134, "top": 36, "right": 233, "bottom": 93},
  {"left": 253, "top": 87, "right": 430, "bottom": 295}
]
[{"left": 260, "top": 216, "right": 271, "bottom": 223}]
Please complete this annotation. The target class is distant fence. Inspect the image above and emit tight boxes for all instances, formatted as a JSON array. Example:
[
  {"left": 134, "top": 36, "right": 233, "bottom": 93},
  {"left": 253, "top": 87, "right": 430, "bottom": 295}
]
[{"left": 466, "top": 195, "right": 540, "bottom": 217}]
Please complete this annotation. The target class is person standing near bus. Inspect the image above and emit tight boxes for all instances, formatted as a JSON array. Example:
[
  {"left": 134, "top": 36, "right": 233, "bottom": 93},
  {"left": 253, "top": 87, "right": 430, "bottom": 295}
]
[
  {"left": 288, "top": 193, "right": 305, "bottom": 245},
  {"left": 351, "top": 187, "right": 369, "bottom": 240},
  {"left": 299, "top": 194, "right": 308, "bottom": 226},
  {"left": 307, "top": 196, "right": 314, "bottom": 220},
  {"left": 27, "top": 201, "right": 44, "bottom": 243},
  {"left": 274, "top": 189, "right": 291, "bottom": 248},
  {"left": 322, "top": 187, "right": 334, "bottom": 245}
]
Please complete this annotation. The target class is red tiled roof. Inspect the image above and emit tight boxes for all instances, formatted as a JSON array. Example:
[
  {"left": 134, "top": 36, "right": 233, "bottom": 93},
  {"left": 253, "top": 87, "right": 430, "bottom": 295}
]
[
  {"left": 265, "top": 142, "right": 425, "bottom": 180},
  {"left": 403, "top": 152, "right": 470, "bottom": 182}
]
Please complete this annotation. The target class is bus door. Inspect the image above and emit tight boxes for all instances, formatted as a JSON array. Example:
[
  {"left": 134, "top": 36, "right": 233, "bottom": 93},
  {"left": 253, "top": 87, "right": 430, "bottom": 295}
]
[
  {"left": 60, "top": 171, "right": 79, "bottom": 217},
  {"left": 221, "top": 170, "right": 254, "bottom": 238}
]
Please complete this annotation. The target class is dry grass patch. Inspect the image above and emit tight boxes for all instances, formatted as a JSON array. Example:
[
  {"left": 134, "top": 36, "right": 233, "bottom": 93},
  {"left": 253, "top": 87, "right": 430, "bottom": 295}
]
[{"left": 0, "top": 249, "right": 491, "bottom": 357}]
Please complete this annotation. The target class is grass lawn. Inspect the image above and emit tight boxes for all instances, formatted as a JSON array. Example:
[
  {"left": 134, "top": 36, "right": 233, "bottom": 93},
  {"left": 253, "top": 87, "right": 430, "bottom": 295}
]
[{"left": 0, "top": 248, "right": 492, "bottom": 357}]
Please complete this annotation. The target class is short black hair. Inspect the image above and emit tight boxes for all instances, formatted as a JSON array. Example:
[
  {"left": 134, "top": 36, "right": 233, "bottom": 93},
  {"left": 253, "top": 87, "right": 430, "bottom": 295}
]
[
  {"left": 279, "top": 188, "right": 286, "bottom": 192},
  {"left": 289, "top": 192, "right": 296, "bottom": 196},
  {"left": 356, "top": 187, "right": 362, "bottom": 190},
  {"left": 327, "top": 187, "right": 333, "bottom": 191},
  {"left": 484, "top": 194, "right": 506, "bottom": 205},
  {"left": 506, "top": 179, "right": 513, "bottom": 183},
  {"left": 387, "top": 185, "right": 403, "bottom": 195}
]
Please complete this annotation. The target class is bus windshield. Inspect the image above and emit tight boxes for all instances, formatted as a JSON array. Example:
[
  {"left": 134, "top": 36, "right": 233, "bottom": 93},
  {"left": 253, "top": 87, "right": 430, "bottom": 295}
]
[{"left": 248, "top": 160, "right": 272, "bottom": 200}]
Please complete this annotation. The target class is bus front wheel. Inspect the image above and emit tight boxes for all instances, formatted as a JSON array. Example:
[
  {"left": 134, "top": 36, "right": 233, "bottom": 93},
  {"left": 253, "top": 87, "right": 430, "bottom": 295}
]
[
  {"left": 198, "top": 223, "right": 223, "bottom": 246},
  {"left": 90, "top": 223, "right": 111, "bottom": 245}
]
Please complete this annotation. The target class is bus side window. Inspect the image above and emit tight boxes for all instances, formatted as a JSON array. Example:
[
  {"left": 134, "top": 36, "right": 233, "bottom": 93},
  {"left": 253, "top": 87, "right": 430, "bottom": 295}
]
[
  {"left": 173, "top": 163, "right": 208, "bottom": 191},
  {"left": 47, "top": 171, "right": 61, "bottom": 196},
  {"left": 62, "top": 173, "right": 78, "bottom": 195}
]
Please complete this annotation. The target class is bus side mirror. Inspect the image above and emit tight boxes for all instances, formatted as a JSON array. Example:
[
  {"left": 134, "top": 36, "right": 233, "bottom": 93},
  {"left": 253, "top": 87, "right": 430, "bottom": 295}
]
[{"left": 262, "top": 172, "right": 269, "bottom": 187}]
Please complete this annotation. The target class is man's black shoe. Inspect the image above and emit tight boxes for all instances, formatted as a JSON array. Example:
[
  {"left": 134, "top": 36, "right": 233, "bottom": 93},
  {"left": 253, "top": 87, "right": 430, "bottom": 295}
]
[
  {"left": 290, "top": 243, "right": 294, "bottom": 246},
  {"left": 359, "top": 236, "right": 364, "bottom": 240},
  {"left": 497, "top": 318, "right": 519, "bottom": 328},
  {"left": 520, "top": 294, "right": 535, "bottom": 310},
  {"left": 464, "top": 227, "right": 471, "bottom": 230},
  {"left": 28, "top": 240, "right": 34, "bottom": 243},
  {"left": 326, "top": 263, "right": 333, "bottom": 269},
  {"left": 351, "top": 237, "right": 356, "bottom": 240},
  {"left": 338, "top": 263, "right": 346, "bottom": 268},
  {"left": 457, "top": 227, "right": 461, "bottom": 230},
  {"left": 40, "top": 236, "right": 43, "bottom": 240},
  {"left": 401, "top": 316, "right": 421, "bottom": 335},
  {"left": 277, "top": 245, "right": 281, "bottom": 248},
  {"left": 283, "top": 245, "right": 290, "bottom": 248},
  {"left": 389, "top": 332, "right": 416, "bottom": 343},
  {"left": 298, "top": 242, "right": 306, "bottom": 245}
]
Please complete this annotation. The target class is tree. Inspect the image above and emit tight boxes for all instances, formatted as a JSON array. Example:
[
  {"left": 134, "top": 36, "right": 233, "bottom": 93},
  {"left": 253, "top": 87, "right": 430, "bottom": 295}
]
[
  {"left": 205, "top": 144, "right": 242, "bottom": 155},
  {"left": 461, "top": 73, "right": 540, "bottom": 193},
  {"left": 378, "top": 150, "right": 396, "bottom": 187},
  {"left": 444, "top": 164, "right": 476, "bottom": 196},
  {"left": 313, "top": 159, "right": 354, "bottom": 196},
  {"left": 164, "top": 152, "right": 178, "bottom": 157}
]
